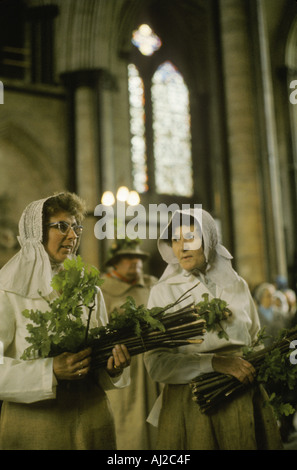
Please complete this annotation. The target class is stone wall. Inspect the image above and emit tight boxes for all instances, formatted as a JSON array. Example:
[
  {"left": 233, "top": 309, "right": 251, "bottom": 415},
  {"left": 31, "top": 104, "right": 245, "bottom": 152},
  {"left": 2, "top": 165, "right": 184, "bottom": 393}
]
[{"left": 0, "top": 87, "right": 68, "bottom": 267}]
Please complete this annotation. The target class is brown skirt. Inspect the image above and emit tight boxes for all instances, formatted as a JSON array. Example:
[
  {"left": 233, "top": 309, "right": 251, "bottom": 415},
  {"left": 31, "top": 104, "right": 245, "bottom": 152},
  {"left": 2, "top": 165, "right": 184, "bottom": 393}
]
[
  {"left": 0, "top": 378, "right": 116, "bottom": 450},
  {"left": 156, "top": 383, "right": 283, "bottom": 450}
]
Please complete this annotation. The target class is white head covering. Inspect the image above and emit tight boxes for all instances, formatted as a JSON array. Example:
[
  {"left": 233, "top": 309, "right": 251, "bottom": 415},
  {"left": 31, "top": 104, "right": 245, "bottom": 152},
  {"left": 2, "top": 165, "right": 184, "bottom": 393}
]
[
  {"left": 158, "top": 208, "right": 240, "bottom": 288},
  {"left": 0, "top": 195, "right": 72, "bottom": 299}
]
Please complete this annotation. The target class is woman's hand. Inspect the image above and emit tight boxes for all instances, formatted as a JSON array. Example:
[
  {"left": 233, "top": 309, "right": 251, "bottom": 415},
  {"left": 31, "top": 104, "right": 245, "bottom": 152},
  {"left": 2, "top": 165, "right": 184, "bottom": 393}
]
[
  {"left": 53, "top": 347, "right": 92, "bottom": 381},
  {"left": 53, "top": 344, "right": 131, "bottom": 381},
  {"left": 106, "top": 344, "right": 131, "bottom": 377},
  {"left": 212, "top": 354, "right": 256, "bottom": 385}
]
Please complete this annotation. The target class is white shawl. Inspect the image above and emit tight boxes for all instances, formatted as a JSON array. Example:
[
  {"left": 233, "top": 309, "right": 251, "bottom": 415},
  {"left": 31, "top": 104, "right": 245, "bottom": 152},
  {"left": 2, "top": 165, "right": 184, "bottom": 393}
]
[
  {"left": 158, "top": 208, "right": 240, "bottom": 288},
  {"left": 0, "top": 196, "right": 61, "bottom": 299}
]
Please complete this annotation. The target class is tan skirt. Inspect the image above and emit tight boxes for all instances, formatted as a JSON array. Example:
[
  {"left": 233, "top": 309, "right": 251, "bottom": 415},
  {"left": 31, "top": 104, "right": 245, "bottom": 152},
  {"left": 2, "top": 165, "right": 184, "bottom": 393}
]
[
  {"left": 107, "top": 353, "right": 160, "bottom": 450},
  {"left": 156, "top": 383, "right": 283, "bottom": 450},
  {"left": 0, "top": 378, "right": 116, "bottom": 450}
]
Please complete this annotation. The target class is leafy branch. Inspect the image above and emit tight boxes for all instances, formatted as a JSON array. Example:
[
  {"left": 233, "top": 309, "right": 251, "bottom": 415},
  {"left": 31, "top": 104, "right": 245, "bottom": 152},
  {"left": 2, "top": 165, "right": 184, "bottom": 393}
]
[
  {"left": 21, "top": 256, "right": 103, "bottom": 359},
  {"left": 190, "top": 327, "right": 297, "bottom": 419},
  {"left": 89, "top": 298, "right": 207, "bottom": 369},
  {"left": 21, "top": 260, "right": 234, "bottom": 372},
  {"left": 88, "top": 284, "right": 234, "bottom": 369},
  {"left": 195, "top": 293, "right": 232, "bottom": 341}
]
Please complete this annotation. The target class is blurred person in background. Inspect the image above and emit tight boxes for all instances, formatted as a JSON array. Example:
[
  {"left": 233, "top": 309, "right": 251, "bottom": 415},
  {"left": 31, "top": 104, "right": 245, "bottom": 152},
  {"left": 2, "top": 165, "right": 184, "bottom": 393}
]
[
  {"left": 101, "top": 237, "right": 160, "bottom": 450},
  {"left": 253, "top": 283, "right": 289, "bottom": 346}
]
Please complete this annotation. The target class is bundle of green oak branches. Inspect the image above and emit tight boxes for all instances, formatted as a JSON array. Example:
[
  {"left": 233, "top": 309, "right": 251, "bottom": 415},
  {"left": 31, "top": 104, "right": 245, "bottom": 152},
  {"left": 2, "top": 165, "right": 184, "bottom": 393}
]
[
  {"left": 90, "top": 287, "right": 232, "bottom": 369},
  {"left": 21, "top": 257, "right": 232, "bottom": 370},
  {"left": 89, "top": 297, "right": 206, "bottom": 369},
  {"left": 190, "top": 326, "right": 297, "bottom": 418}
]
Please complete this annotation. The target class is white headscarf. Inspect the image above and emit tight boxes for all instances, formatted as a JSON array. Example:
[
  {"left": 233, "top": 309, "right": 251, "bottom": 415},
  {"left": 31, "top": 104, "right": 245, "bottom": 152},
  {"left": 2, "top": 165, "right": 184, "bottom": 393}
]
[
  {"left": 158, "top": 208, "right": 240, "bottom": 288},
  {"left": 0, "top": 195, "right": 68, "bottom": 299}
]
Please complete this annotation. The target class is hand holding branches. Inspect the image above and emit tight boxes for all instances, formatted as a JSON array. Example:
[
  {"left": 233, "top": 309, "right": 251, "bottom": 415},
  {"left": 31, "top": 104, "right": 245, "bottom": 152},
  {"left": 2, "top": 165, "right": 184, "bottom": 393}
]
[
  {"left": 212, "top": 355, "right": 256, "bottom": 385},
  {"left": 106, "top": 344, "right": 131, "bottom": 377},
  {"left": 53, "top": 347, "right": 92, "bottom": 381}
]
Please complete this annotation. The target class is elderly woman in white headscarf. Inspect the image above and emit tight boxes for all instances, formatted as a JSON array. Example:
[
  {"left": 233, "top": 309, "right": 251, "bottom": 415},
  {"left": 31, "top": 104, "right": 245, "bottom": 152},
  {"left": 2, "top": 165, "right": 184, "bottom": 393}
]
[
  {"left": 144, "top": 208, "right": 282, "bottom": 450},
  {"left": 0, "top": 192, "right": 130, "bottom": 450}
]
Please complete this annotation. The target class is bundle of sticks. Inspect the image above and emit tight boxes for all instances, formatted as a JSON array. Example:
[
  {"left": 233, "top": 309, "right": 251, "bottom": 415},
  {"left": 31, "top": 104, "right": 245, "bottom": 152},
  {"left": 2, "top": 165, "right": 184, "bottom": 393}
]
[
  {"left": 90, "top": 285, "right": 207, "bottom": 369},
  {"left": 90, "top": 305, "right": 206, "bottom": 369},
  {"left": 190, "top": 326, "right": 297, "bottom": 414}
]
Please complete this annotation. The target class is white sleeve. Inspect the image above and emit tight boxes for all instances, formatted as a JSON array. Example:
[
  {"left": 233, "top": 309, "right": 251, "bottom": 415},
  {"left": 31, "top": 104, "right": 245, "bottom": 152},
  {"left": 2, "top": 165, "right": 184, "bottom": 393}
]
[
  {"left": 144, "top": 348, "right": 214, "bottom": 384},
  {"left": 96, "top": 367, "right": 130, "bottom": 391},
  {"left": 245, "top": 281, "right": 261, "bottom": 342},
  {"left": 0, "top": 292, "right": 57, "bottom": 404},
  {"left": 0, "top": 356, "right": 57, "bottom": 403}
]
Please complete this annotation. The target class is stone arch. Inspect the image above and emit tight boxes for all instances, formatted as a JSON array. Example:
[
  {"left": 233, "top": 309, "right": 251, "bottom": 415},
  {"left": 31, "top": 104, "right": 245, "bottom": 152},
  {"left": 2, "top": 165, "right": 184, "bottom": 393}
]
[
  {"left": 51, "top": 0, "right": 137, "bottom": 75},
  {"left": 0, "top": 121, "right": 64, "bottom": 191},
  {"left": 0, "top": 120, "right": 65, "bottom": 222}
]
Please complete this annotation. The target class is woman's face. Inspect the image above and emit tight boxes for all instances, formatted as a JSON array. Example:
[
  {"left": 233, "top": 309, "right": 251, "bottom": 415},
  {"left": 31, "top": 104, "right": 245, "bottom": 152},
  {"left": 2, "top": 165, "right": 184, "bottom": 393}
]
[
  {"left": 172, "top": 224, "right": 206, "bottom": 273},
  {"left": 44, "top": 211, "right": 79, "bottom": 264}
]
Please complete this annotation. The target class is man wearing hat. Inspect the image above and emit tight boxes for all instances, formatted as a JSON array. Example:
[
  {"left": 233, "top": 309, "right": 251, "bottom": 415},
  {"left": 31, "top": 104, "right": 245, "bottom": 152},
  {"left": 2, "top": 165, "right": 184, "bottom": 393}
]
[{"left": 101, "top": 237, "right": 160, "bottom": 450}]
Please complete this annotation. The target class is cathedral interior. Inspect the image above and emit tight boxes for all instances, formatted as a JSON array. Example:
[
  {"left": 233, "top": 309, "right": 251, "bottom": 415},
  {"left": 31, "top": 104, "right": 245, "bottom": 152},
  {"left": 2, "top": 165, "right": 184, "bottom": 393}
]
[{"left": 0, "top": 0, "right": 296, "bottom": 294}]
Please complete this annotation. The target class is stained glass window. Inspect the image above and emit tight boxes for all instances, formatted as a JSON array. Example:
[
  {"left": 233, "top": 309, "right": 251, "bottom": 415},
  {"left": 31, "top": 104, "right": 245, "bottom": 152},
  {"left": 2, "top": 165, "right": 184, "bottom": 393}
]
[
  {"left": 129, "top": 33, "right": 193, "bottom": 197},
  {"left": 128, "top": 63, "right": 148, "bottom": 193},
  {"left": 132, "top": 24, "right": 162, "bottom": 56},
  {"left": 151, "top": 61, "right": 193, "bottom": 197}
]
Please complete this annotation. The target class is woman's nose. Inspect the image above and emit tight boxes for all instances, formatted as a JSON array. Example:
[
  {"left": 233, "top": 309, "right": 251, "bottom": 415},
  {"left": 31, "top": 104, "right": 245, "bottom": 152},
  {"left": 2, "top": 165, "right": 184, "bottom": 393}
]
[
  {"left": 176, "top": 238, "right": 187, "bottom": 251},
  {"left": 67, "top": 227, "right": 78, "bottom": 239}
]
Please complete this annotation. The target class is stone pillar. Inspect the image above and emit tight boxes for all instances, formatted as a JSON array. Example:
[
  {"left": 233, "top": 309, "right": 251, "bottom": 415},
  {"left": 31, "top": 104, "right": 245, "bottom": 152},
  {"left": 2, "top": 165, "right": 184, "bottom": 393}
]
[
  {"left": 61, "top": 69, "right": 116, "bottom": 269},
  {"left": 74, "top": 84, "right": 100, "bottom": 267},
  {"left": 256, "top": 0, "right": 287, "bottom": 280},
  {"left": 219, "top": 0, "right": 266, "bottom": 287}
]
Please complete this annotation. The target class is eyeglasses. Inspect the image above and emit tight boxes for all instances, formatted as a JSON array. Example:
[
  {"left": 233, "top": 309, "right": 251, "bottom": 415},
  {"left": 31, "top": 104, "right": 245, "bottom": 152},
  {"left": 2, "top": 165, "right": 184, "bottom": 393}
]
[{"left": 47, "top": 221, "right": 83, "bottom": 236}]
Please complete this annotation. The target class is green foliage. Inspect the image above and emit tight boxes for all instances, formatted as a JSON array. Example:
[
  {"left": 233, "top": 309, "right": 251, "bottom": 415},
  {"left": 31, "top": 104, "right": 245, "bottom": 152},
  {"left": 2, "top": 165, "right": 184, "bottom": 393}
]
[
  {"left": 244, "top": 328, "right": 297, "bottom": 419},
  {"left": 265, "top": 393, "right": 295, "bottom": 419},
  {"left": 21, "top": 265, "right": 236, "bottom": 363},
  {"left": 258, "top": 349, "right": 289, "bottom": 387},
  {"left": 242, "top": 327, "right": 270, "bottom": 357},
  {"left": 195, "top": 293, "right": 231, "bottom": 341},
  {"left": 107, "top": 296, "right": 165, "bottom": 337},
  {"left": 21, "top": 256, "right": 167, "bottom": 359},
  {"left": 89, "top": 297, "right": 166, "bottom": 343},
  {"left": 256, "top": 348, "right": 297, "bottom": 418},
  {"left": 21, "top": 256, "right": 103, "bottom": 359}
]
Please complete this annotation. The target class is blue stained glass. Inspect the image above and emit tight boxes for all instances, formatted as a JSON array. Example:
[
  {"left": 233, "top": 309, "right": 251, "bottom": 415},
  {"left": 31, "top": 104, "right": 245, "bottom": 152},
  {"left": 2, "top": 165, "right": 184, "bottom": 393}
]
[{"left": 132, "top": 24, "right": 162, "bottom": 56}]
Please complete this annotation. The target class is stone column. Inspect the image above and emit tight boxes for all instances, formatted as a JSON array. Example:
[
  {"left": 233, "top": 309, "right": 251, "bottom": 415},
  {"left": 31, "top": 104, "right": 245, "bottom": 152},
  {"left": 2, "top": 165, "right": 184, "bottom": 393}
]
[
  {"left": 61, "top": 70, "right": 115, "bottom": 269},
  {"left": 256, "top": 0, "right": 287, "bottom": 279},
  {"left": 74, "top": 84, "right": 100, "bottom": 267},
  {"left": 219, "top": 0, "right": 266, "bottom": 287}
]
